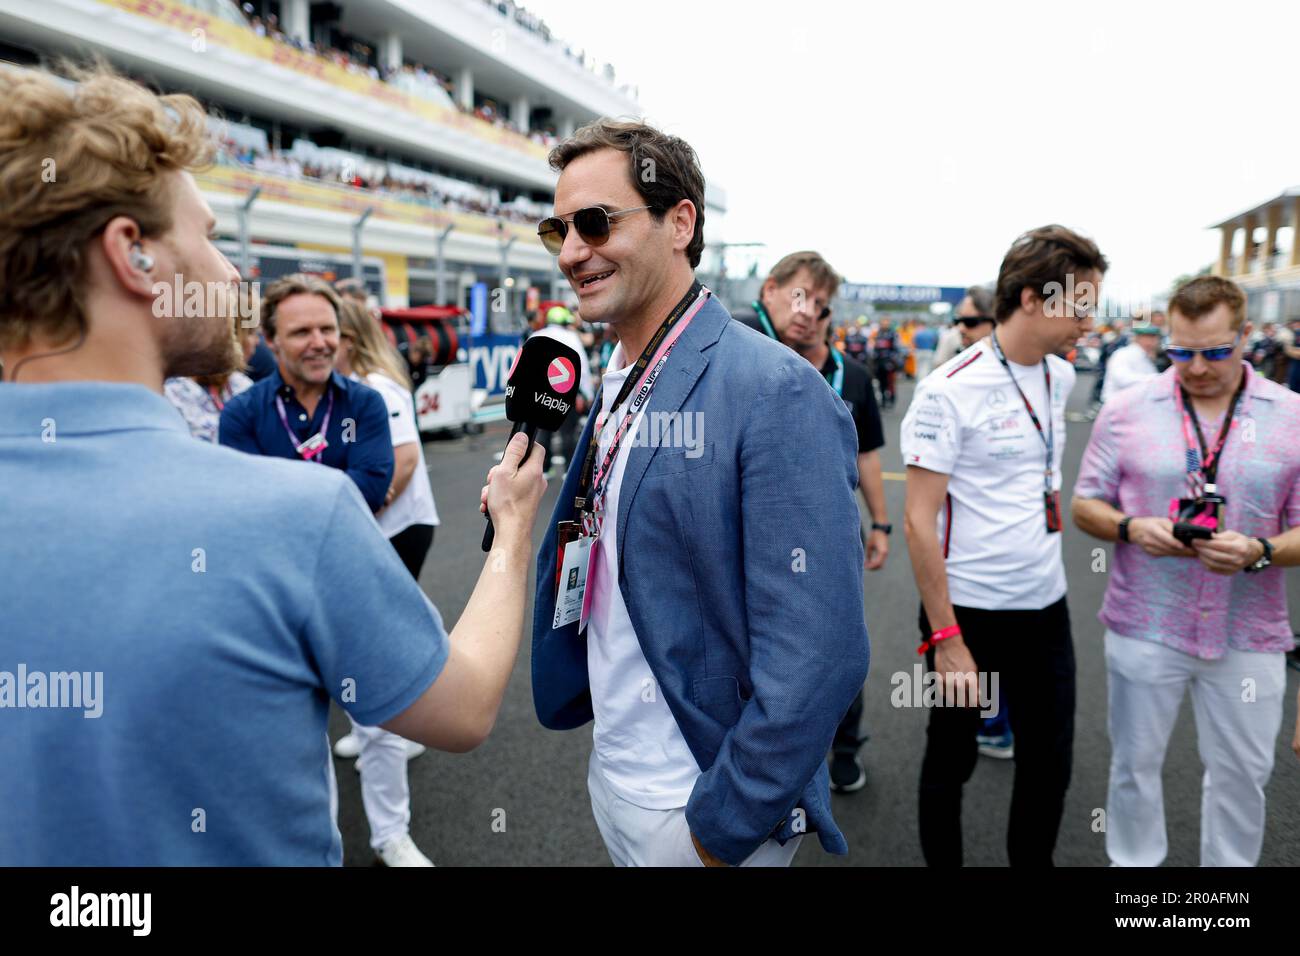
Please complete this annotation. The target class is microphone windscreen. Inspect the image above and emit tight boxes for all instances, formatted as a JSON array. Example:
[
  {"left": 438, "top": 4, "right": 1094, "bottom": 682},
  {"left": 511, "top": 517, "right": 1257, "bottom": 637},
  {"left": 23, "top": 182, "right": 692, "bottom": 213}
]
[{"left": 504, "top": 334, "right": 581, "bottom": 431}]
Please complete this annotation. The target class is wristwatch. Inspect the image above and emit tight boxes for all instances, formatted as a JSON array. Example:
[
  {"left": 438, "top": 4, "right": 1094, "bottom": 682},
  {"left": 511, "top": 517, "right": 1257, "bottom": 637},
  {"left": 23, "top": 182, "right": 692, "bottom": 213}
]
[
  {"left": 871, "top": 522, "right": 892, "bottom": 535},
  {"left": 1244, "top": 537, "right": 1274, "bottom": 574},
  {"left": 1117, "top": 516, "right": 1132, "bottom": 543}
]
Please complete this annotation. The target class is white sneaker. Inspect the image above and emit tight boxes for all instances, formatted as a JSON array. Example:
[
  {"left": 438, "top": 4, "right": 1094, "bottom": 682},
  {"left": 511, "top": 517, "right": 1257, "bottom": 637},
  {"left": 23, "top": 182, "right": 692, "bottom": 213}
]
[
  {"left": 332, "top": 733, "right": 363, "bottom": 759},
  {"left": 376, "top": 834, "right": 434, "bottom": 867},
  {"left": 405, "top": 740, "right": 427, "bottom": 760}
]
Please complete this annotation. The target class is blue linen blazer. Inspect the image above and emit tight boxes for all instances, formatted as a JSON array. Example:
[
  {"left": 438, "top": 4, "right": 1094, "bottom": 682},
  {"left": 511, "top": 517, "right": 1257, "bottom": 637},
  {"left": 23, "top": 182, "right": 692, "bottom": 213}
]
[{"left": 532, "top": 293, "right": 870, "bottom": 864}]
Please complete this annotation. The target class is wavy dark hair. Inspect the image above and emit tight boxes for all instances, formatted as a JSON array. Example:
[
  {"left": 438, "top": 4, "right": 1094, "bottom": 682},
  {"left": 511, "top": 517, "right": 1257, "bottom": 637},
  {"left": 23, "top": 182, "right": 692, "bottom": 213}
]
[{"left": 548, "top": 119, "right": 706, "bottom": 268}]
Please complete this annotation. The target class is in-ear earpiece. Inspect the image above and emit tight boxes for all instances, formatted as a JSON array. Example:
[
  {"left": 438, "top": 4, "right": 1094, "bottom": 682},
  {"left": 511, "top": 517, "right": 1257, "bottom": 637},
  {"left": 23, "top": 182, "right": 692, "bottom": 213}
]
[{"left": 130, "top": 245, "right": 154, "bottom": 271}]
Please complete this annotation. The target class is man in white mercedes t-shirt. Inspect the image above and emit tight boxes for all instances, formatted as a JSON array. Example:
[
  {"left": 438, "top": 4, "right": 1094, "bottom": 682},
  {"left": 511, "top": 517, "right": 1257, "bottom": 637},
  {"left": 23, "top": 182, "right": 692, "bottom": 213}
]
[{"left": 901, "top": 224, "right": 1107, "bottom": 867}]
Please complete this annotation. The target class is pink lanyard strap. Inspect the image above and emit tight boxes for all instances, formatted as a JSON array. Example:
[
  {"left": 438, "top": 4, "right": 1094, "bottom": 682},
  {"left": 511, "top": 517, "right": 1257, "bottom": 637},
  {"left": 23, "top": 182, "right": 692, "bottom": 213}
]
[
  {"left": 275, "top": 387, "right": 334, "bottom": 460},
  {"left": 586, "top": 292, "right": 707, "bottom": 520},
  {"left": 1172, "top": 374, "right": 1243, "bottom": 494}
]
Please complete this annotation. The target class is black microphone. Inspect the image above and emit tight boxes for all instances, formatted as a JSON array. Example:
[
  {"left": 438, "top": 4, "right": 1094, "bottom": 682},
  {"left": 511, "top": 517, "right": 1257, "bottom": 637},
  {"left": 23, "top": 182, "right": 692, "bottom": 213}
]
[{"left": 481, "top": 333, "right": 581, "bottom": 551}]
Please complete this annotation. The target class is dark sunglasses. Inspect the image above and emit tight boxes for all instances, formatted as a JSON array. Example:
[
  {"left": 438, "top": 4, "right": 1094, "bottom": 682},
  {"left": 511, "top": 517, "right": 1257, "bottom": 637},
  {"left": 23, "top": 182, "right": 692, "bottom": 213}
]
[
  {"left": 1166, "top": 331, "right": 1241, "bottom": 363},
  {"left": 537, "top": 205, "right": 652, "bottom": 255},
  {"left": 955, "top": 316, "right": 993, "bottom": 328}
]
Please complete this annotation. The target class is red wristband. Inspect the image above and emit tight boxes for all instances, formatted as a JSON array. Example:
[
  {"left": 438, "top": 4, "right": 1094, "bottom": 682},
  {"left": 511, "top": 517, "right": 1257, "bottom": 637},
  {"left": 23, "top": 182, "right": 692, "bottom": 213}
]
[{"left": 917, "top": 624, "right": 962, "bottom": 655}]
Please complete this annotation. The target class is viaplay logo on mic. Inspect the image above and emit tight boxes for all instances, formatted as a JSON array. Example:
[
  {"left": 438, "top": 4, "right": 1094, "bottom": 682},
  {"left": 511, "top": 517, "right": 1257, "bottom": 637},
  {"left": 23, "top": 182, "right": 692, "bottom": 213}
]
[
  {"left": 548, "top": 357, "right": 576, "bottom": 394},
  {"left": 504, "top": 335, "right": 580, "bottom": 429}
]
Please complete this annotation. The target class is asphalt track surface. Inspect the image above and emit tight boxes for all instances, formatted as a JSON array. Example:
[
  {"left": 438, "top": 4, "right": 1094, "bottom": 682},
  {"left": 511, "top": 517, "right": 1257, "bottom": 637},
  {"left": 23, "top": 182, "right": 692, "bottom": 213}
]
[{"left": 333, "top": 370, "right": 1300, "bottom": 867}]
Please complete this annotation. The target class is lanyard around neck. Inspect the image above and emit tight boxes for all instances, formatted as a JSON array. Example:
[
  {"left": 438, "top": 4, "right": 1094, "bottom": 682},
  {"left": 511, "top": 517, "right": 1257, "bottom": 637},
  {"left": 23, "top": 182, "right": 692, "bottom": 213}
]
[
  {"left": 275, "top": 384, "right": 334, "bottom": 460},
  {"left": 574, "top": 281, "right": 704, "bottom": 514},
  {"left": 753, "top": 300, "right": 778, "bottom": 340},
  {"left": 1174, "top": 372, "right": 1245, "bottom": 487},
  {"left": 989, "top": 331, "right": 1054, "bottom": 492}
]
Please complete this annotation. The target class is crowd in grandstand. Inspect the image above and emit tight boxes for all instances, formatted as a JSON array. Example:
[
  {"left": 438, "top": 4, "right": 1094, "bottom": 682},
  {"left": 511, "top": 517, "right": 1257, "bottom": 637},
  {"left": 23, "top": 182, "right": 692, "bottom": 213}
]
[
  {"left": 211, "top": 123, "right": 550, "bottom": 224},
  {"left": 235, "top": 1, "right": 635, "bottom": 151}
]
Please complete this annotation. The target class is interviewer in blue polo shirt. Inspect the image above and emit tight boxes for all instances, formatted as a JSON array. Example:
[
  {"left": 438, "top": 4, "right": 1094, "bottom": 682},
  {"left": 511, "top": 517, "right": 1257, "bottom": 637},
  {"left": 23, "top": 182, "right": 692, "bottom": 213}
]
[
  {"left": 219, "top": 275, "right": 393, "bottom": 512},
  {"left": 0, "top": 66, "right": 546, "bottom": 866}
]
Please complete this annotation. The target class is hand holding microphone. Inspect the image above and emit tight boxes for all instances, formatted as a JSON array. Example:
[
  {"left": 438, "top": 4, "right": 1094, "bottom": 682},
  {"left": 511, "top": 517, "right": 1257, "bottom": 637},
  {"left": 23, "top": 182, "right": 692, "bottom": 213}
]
[
  {"left": 480, "top": 431, "right": 547, "bottom": 549},
  {"left": 481, "top": 334, "right": 581, "bottom": 551}
]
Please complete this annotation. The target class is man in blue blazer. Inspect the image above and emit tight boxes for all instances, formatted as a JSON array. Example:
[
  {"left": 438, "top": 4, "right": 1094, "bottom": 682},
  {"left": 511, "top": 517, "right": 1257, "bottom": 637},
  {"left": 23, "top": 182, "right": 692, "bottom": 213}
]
[{"left": 528, "top": 119, "right": 870, "bottom": 866}]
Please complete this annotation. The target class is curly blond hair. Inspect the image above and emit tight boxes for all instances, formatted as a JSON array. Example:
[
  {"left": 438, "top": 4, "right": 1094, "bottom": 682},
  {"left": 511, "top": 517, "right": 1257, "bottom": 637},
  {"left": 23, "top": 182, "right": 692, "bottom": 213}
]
[{"left": 0, "top": 63, "right": 212, "bottom": 350}]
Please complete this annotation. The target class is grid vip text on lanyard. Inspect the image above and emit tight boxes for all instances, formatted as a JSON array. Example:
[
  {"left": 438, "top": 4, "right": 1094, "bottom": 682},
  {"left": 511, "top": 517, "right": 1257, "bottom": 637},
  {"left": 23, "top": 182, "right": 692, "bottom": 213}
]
[
  {"left": 989, "top": 331, "right": 1061, "bottom": 532},
  {"left": 574, "top": 281, "right": 704, "bottom": 532}
]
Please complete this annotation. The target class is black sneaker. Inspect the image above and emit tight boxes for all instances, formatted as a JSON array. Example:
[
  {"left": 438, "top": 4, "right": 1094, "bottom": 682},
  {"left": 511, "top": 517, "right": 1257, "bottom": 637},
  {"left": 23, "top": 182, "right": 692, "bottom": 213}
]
[{"left": 829, "top": 753, "right": 866, "bottom": 793}]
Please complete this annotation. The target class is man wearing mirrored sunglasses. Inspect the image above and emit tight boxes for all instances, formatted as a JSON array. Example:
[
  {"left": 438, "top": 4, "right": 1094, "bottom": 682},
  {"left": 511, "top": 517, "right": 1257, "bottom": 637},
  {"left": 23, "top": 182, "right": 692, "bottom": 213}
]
[
  {"left": 530, "top": 120, "right": 869, "bottom": 867},
  {"left": 1073, "top": 275, "right": 1300, "bottom": 866}
]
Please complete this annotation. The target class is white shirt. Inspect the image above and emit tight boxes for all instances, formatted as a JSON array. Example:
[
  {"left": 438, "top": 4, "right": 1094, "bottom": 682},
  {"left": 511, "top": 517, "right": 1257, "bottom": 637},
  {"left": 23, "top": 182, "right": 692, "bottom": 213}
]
[
  {"left": 359, "top": 372, "right": 439, "bottom": 537},
  {"left": 933, "top": 326, "right": 965, "bottom": 367},
  {"left": 900, "top": 337, "right": 1074, "bottom": 610},
  {"left": 586, "top": 343, "right": 700, "bottom": 809},
  {"left": 1101, "top": 342, "right": 1158, "bottom": 404}
]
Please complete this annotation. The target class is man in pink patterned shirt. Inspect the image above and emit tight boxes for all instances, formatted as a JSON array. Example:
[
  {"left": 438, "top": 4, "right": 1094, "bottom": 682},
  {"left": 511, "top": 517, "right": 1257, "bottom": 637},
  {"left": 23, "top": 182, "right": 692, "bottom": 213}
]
[{"left": 1073, "top": 275, "right": 1300, "bottom": 867}]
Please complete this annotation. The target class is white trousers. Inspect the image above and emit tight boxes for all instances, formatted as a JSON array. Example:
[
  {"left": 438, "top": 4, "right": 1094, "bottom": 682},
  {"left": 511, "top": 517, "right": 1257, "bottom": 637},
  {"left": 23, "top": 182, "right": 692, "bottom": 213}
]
[
  {"left": 586, "top": 751, "right": 801, "bottom": 867},
  {"left": 1104, "top": 630, "right": 1286, "bottom": 867},
  {"left": 349, "top": 715, "right": 413, "bottom": 850}
]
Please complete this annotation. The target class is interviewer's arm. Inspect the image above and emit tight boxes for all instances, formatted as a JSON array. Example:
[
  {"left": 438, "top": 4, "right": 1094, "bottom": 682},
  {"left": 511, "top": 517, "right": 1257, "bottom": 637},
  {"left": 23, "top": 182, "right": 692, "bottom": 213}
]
[{"left": 383, "top": 432, "right": 544, "bottom": 751}]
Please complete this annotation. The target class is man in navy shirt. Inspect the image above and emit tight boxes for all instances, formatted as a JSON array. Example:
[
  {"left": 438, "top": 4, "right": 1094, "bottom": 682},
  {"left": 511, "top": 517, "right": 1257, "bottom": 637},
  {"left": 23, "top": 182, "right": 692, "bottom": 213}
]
[{"left": 220, "top": 275, "right": 394, "bottom": 512}]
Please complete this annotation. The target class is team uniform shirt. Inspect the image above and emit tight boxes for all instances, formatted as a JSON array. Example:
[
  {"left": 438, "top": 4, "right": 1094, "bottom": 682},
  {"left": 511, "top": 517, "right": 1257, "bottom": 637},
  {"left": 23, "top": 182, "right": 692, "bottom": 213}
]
[
  {"left": 1101, "top": 342, "right": 1158, "bottom": 404},
  {"left": 587, "top": 342, "right": 701, "bottom": 809},
  {"left": 900, "top": 337, "right": 1075, "bottom": 610},
  {"left": 358, "top": 371, "right": 439, "bottom": 537}
]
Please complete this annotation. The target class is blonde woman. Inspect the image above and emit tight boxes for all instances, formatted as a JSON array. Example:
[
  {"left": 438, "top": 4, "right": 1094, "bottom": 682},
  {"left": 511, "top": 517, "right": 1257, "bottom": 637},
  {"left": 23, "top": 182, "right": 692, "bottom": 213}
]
[{"left": 331, "top": 296, "right": 440, "bottom": 867}]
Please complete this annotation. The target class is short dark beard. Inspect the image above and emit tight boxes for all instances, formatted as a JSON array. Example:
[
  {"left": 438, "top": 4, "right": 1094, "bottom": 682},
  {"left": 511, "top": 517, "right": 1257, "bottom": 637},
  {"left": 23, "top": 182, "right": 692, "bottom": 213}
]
[{"left": 163, "top": 318, "right": 242, "bottom": 380}]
